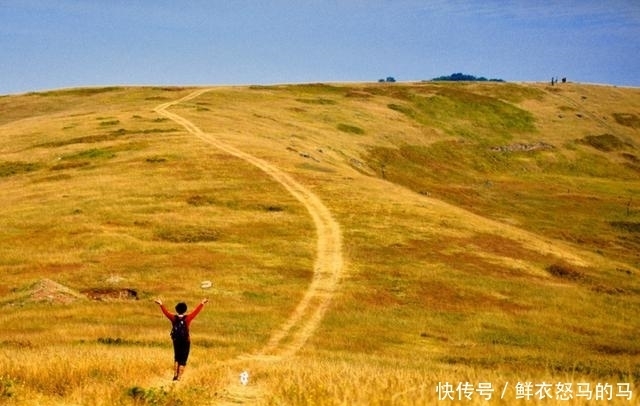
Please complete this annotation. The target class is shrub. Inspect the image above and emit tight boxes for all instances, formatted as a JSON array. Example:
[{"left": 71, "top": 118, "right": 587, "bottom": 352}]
[
  {"left": 0, "top": 376, "right": 15, "bottom": 399},
  {"left": 546, "top": 263, "right": 584, "bottom": 280},
  {"left": 126, "top": 386, "right": 172, "bottom": 406}
]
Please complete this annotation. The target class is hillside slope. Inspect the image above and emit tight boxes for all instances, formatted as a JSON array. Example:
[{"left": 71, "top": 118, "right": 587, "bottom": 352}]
[{"left": 0, "top": 82, "right": 638, "bottom": 405}]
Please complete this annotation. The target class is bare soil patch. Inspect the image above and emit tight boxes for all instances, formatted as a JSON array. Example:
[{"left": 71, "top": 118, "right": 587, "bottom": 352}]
[
  {"left": 83, "top": 288, "right": 139, "bottom": 301},
  {"left": 12, "top": 279, "right": 139, "bottom": 305},
  {"left": 24, "top": 279, "right": 86, "bottom": 304}
]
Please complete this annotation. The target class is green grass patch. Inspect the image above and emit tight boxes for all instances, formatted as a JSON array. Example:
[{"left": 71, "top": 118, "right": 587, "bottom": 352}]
[
  {"left": 388, "top": 103, "right": 416, "bottom": 119},
  {"left": 612, "top": 112, "right": 640, "bottom": 128},
  {"left": 579, "top": 133, "right": 629, "bottom": 151},
  {"left": 98, "top": 119, "right": 120, "bottom": 127},
  {"left": 36, "top": 128, "right": 177, "bottom": 149},
  {"left": 336, "top": 123, "right": 364, "bottom": 134},
  {"left": 387, "top": 87, "right": 536, "bottom": 142},
  {"left": 287, "top": 83, "right": 344, "bottom": 95},
  {"left": 62, "top": 148, "right": 116, "bottom": 160},
  {"left": 610, "top": 221, "right": 640, "bottom": 233},
  {"left": 0, "top": 161, "right": 40, "bottom": 177},
  {"left": 364, "top": 137, "right": 640, "bottom": 267},
  {"left": 296, "top": 97, "right": 337, "bottom": 105},
  {"left": 110, "top": 128, "right": 178, "bottom": 136},
  {"left": 126, "top": 386, "right": 175, "bottom": 405},
  {"left": 50, "top": 161, "right": 90, "bottom": 171},
  {"left": 37, "top": 133, "right": 124, "bottom": 148},
  {"left": 473, "top": 82, "right": 546, "bottom": 103}
]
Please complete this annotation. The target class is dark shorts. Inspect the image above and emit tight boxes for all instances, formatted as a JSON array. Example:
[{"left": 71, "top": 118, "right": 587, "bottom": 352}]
[{"left": 173, "top": 339, "right": 191, "bottom": 366}]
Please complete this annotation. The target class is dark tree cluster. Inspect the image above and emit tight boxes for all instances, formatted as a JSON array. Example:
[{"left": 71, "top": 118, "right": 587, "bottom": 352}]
[
  {"left": 431, "top": 73, "right": 504, "bottom": 82},
  {"left": 378, "top": 77, "right": 396, "bottom": 83}
]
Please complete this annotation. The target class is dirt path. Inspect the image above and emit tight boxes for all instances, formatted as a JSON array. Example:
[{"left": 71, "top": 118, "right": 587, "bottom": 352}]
[{"left": 154, "top": 89, "right": 344, "bottom": 402}]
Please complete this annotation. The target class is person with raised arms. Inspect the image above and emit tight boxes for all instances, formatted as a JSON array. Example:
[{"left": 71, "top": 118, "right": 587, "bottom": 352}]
[{"left": 154, "top": 298, "right": 208, "bottom": 381}]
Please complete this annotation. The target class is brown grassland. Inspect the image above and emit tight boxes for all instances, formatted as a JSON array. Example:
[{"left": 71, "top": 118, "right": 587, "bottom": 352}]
[{"left": 0, "top": 82, "right": 639, "bottom": 405}]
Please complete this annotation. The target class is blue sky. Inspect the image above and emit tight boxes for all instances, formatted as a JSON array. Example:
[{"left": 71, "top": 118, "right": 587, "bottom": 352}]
[{"left": 1, "top": 0, "right": 639, "bottom": 95}]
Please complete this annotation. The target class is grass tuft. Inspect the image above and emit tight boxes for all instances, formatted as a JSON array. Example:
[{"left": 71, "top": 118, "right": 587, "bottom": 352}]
[
  {"left": 99, "top": 119, "right": 120, "bottom": 127},
  {"left": 337, "top": 123, "right": 365, "bottom": 134},
  {"left": 296, "top": 97, "right": 337, "bottom": 105},
  {"left": 186, "top": 195, "right": 215, "bottom": 206},
  {"left": 126, "top": 385, "right": 173, "bottom": 406},
  {"left": 262, "top": 204, "right": 284, "bottom": 212},
  {"left": 154, "top": 226, "right": 219, "bottom": 243},
  {"left": 610, "top": 221, "right": 640, "bottom": 233},
  {"left": 0, "top": 376, "right": 15, "bottom": 399},
  {"left": 145, "top": 156, "right": 168, "bottom": 163}
]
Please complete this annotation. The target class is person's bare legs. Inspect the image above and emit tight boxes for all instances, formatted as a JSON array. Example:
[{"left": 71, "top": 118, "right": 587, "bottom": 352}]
[
  {"left": 173, "top": 363, "right": 185, "bottom": 381},
  {"left": 173, "top": 362, "right": 180, "bottom": 380}
]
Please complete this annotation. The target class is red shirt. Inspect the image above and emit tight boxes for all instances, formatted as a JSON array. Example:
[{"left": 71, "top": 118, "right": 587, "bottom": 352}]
[{"left": 160, "top": 302, "right": 205, "bottom": 340}]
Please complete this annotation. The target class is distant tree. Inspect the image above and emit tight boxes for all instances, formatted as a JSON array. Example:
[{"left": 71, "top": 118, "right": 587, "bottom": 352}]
[
  {"left": 386, "top": 77, "right": 396, "bottom": 83},
  {"left": 431, "top": 73, "right": 504, "bottom": 82}
]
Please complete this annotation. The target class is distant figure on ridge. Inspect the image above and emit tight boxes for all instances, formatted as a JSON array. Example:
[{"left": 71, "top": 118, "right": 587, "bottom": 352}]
[{"left": 154, "top": 298, "right": 208, "bottom": 381}]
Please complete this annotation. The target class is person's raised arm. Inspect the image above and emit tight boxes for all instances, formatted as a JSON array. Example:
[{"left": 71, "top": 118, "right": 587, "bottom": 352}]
[
  {"left": 187, "top": 299, "right": 208, "bottom": 323},
  {"left": 155, "top": 298, "right": 174, "bottom": 321}
]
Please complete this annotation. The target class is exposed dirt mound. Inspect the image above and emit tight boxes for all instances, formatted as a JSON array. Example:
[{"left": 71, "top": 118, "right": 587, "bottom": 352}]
[
  {"left": 26, "top": 279, "right": 86, "bottom": 304},
  {"left": 83, "top": 288, "right": 139, "bottom": 301}
]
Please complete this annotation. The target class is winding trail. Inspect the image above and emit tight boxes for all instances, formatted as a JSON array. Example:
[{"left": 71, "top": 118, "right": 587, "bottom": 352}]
[{"left": 154, "top": 89, "right": 344, "bottom": 402}]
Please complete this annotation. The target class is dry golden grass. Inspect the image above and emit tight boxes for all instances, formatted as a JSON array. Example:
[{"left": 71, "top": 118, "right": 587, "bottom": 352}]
[{"left": 0, "top": 83, "right": 638, "bottom": 405}]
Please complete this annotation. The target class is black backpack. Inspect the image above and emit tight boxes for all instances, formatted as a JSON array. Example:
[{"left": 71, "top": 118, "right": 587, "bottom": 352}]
[{"left": 170, "top": 315, "right": 189, "bottom": 341}]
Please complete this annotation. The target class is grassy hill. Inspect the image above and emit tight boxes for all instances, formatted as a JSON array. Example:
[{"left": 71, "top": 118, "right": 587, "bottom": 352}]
[{"left": 0, "top": 82, "right": 638, "bottom": 405}]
